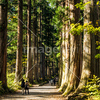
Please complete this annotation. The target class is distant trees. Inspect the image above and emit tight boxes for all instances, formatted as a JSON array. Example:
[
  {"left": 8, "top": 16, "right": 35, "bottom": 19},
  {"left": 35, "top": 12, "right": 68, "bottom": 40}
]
[
  {"left": 32, "top": 0, "right": 57, "bottom": 81},
  {"left": 14, "top": 0, "right": 57, "bottom": 83}
]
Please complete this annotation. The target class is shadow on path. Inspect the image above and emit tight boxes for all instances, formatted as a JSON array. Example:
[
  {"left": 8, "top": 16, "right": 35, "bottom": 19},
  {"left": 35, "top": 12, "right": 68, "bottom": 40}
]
[{"left": 0, "top": 83, "right": 66, "bottom": 100}]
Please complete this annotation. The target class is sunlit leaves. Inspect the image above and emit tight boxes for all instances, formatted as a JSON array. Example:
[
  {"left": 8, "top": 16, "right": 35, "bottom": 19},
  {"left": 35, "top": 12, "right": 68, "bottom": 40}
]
[
  {"left": 70, "top": 22, "right": 100, "bottom": 36},
  {"left": 97, "top": 1, "right": 100, "bottom": 7},
  {"left": 70, "top": 23, "right": 83, "bottom": 35},
  {"left": 75, "top": 1, "right": 91, "bottom": 10},
  {"left": 95, "top": 54, "right": 100, "bottom": 59},
  {"left": 96, "top": 41, "right": 100, "bottom": 45},
  {"left": 56, "top": 52, "right": 60, "bottom": 58},
  {"left": 83, "top": 75, "right": 100, "bottom": 96}
]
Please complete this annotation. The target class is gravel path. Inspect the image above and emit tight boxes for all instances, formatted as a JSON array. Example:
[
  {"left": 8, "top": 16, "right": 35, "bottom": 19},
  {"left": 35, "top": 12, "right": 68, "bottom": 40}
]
[{"left": 0, "top": 84, "right": 66, "bottom": 100}]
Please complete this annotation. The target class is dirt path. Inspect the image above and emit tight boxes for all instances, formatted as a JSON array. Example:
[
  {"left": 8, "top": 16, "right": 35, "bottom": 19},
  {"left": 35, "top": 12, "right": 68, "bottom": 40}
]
[{"left": 0, "top": 84, "right": 66, "bottom": 100}]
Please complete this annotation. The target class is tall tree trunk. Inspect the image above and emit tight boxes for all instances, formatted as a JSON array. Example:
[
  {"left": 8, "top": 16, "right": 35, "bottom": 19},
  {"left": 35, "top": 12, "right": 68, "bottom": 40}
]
[
  {"left": 26, "top": 0, "right": 33, "bottom": 83},
  {"left": 94, "top": 0, "right": 100, "bottom": 77},
  {"left": 0, "top": 0, "right": 8, "bottom": 88},
  {"left": 42, "top": 52, "right": 45, "bottom": 80},
  {"left": 63, "top": 0, "right": 70, "bottom": 91},
  {"left": 33, "top": 0, "right": 38, "bottom": 81},
  {"left": 91, "top": 0, "right": 98, "bottom": 76},
  {"left": 58, "top": 32, "right": 63, "bottom": 86},
  {"left": 98, "top": 3, "right": 100, "bottom": 77},
  {"left": 62, "top": 0, "right": 75, "bottom": 95},
  {"left": 15, "top": 0, "right": 23, "bottom": 82},
  {"left": 63, "top": 0, "right": 81, "bottom": 96},
  {"left": 73, "top": 0, "right": 92, "bottom": 94},
  {"left": 59, "top": 1, "right": 66, "bottom": 91},
  {"left": 40, "top": 5, "right": 43, "bottom": 79}
]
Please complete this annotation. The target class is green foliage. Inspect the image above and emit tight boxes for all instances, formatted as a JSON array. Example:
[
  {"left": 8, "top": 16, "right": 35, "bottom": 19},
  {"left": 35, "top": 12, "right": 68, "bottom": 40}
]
[
  {"left": 83, "top": 75, "right": 100, "bottom": 97},
  {"left": 7, "top": 73, "right": 21, "bottom": 91},
  {"left": 0, "top": 0, "right": 7, "bottom": 3},
  {"left": 95, "top": 54, "right": 100, "bottom": 59},
  {"left": 0, "top": 81, "right": 4, "bottom": 95},
  {"left": 95, "top": 42, "right": 100, "bottom": 59},
  {"left": 70, "top": 22, "right": 100, "bottom": 35},
  {"left": 7, "top": 0, "right": 28, "bottom": 74},
  {"left": 0, "top": 73, "right": 21, "bottom": 95},
  {"left": 75, "top": 1, "right": 91, "bottom": 10},
  {"left": 7, "top": 1, "right": 18, "bottom": 73},
  {"left": 56, "top": 52, "right": 60, "bottom": 58},
  {"left": 96, "top": 46, "right": 100, "bottom": 50},
  {"left": 0, "top": 81, "right": 6, "bottom": 95},
  {"left": 97, "top": 1, "right": 100, "bottom": 7},
  {"left": 72, "top": 1, "right": 100, "bottom": 61},
  {"left": 0, "top": 81, "right": 2, "bottom": 89},
  {"left": 70, "top": 23, "right": 83, "bottom": 35}
]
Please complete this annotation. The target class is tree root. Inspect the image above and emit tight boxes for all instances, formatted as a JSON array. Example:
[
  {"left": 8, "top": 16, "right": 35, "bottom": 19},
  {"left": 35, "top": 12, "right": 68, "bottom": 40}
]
[
  {"left": 58, "top": 83, "right": 67, "bottom": 92},
  {"left": 62, "top": 85, "right": 73, "bottom": 96},
  {"left": 58, "top": 85, "right": 64, "bottom": 92},
  {"left": 66, "top": 87, "right": 87, "bottom": 100},
  {"left": 66, "top": 92, "right": 88, "bottom": 100}
]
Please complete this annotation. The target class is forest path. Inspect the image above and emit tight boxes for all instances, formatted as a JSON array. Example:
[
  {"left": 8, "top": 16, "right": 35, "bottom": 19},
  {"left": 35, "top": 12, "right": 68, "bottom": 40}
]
[{"left": 0, "top": 83, "right": 66, "bottom": 100}]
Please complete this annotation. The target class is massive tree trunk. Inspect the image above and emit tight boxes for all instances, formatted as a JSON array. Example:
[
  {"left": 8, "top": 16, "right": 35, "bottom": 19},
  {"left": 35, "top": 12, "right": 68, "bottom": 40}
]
[
  {"left": 70, "top": 0, "right": 81, "bottom": 90},
  {"left": 0, "top": 0, "right": 8, "bottom": 88},
  {"left": 91, "top": 0, "right": 98, "bottom": 76},
  {"left": 63, "top": 0, "right": 70, "bottom": 90},
  {"left": 15, "top": 0, "right": 23, "bottom": 82},
  {"left": 72, "top": 0, "right": 91, "bottom": 94},
  {"left": 62, "top": 0, "right": 75, "bottom": 95},
  {"left": 26, "top": 0, "right": 33, "bottom": 83},
  {"left": 59, "top": 31, "right": 66, "bottom": 91},
  {"left": 93, "top": 0, "right": 100, "bottom": 77},
  {"left": 63, "top": 0, "right": 81, "bottom": 96},
  {"left": 59, "top": 1, "right": 66, "bottom": 91}
]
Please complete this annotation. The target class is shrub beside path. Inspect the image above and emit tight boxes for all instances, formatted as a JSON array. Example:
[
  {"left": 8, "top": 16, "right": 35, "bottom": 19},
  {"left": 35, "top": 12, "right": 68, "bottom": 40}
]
[{"left": 0, "top": 83, "right": 66, "bottom": 100}]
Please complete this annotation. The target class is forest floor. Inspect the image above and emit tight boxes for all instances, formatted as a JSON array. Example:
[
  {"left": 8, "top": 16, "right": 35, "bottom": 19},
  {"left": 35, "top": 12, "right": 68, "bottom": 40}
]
[{"left": 0, "top": 83, "right": 66, "bottom": 100}]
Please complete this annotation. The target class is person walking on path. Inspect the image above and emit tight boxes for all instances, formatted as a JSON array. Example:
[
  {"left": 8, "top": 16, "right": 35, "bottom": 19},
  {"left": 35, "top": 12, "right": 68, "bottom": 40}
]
[
  {"left": 25, "top": 81, "right": 29, "bottom": 94},
  {"left": 21, "top": 79, "right": 25, "bottom": 95},
  {"left": 53, "top": 78, "right": 56, "bottom": 86},
  {"left": 51, "top": 79, "right": 53, "bottom": 86}
]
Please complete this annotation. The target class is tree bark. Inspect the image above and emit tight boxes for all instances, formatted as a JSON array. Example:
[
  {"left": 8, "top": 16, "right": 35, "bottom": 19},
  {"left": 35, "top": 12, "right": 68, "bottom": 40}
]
[
  {"left": 73, "top": 0, "right": 91, "bottom": 94},
  {"left": 62, "top": 0, "right": 75, "bottom": 95},
  {"left": 15, "top": 0, "right": 23, "bottom": 82},
  {"left": 26, "top": 0, "right": 33, "bottom": 83},
  {"left": 0, "top": 0, "right": 8, "bottom": 88},
  {"left": 59, "top": 1, "right": 66, "bottom": 92},
  {"left": 33, "top": 0, "right": 38, "bottom": 81},
  {"left": 58, "top": 32, "right": 63, "bottom": 86},
  {"left": 63, "top": 0, "right": 81, "bottom": 96}
]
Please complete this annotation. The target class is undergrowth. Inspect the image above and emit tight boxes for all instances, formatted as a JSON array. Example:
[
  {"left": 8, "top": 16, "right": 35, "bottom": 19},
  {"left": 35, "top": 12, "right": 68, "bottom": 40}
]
[
  {"left": 83, "top": 75, "right": 100, "bottom": 100},
  {"left": 0, "top": 73, "right": 57, "bottom": 95},
  {"left": 0, "top": 73, "right": 21, "bottom": 95}
]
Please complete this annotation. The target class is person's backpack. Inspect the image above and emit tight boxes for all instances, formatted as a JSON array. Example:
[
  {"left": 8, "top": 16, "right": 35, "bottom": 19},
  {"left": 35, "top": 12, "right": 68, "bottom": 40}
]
[
  {"left": 25, "top": 84, "right": 28, "bottom": 89},
  {"left": 21, "top": 82, "right": 25, "bottom": 87}
]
